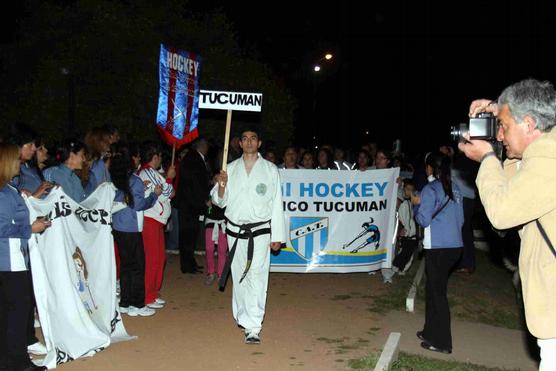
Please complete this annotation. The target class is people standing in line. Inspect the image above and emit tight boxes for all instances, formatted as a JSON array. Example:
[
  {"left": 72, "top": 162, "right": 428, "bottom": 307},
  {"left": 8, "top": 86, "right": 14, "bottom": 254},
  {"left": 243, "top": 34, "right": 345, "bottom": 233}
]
[
  {"left": 372, "top": 149, "right": 392, "bottom": 169},
  {"left": 84, "top": 128, "right": 112, "bottom": 196},
  {"left": 102, "top": 124, "right": 120, "bottom": 146},
  {"left": 5, "top": 125, "right": 52, "bottom": 357},
  {"left": 334, "top": 147, "right": 352, "bottom": 170},
  {"left": 353, "top": 150, "right": 372, "bottom": 171},
  {"left": 263, "top": 149, "right": 277, "bottom": 165},
  {"left": 32, "top": 138, "right": 50, "bottom": 175},
  {"left": 392, "top": 179, "right": 418, "bottom": 274},
  {"left": 212, "top": 128, "right": 285, "bottom": 345},
  {"left": 6, "top": 124, "right": 52, "bottom": 199},
  {"left": 278, "top": 146, "right": 303, "bottom": 169},
  {"left": 411, "top": 152, "right": 464, "bottom": 354},
  {"left": 316, "top": 148, "right": 336, "bottom": 170},
  {"left": 137, "top": 141, "right": 175, "bottom": 309},
  {"left": 203, "top": 203, "right": 227, "bottom": 286},
  {"left": 111, "top": 151, "right": 161, "bottom": 317},
  {"left": 43, "top": 140, "right": 88, "bottom": 203},
  {"left": 301, "top": 150, "right": 315, "bottom": 169},
  {"left": 0, "top": 143, "right": 50, "bottom": 371},
  {"left": 177, "top": 137, "right": 210, "bottom": 274}
]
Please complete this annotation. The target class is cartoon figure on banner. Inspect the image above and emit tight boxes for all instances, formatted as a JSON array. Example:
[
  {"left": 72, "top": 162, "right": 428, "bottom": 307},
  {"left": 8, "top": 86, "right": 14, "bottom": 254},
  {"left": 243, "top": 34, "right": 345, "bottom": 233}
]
[
  {"left": 72, "top": 247, "right": 97, "bottom": 314},
  {"left": 342, "top": 217, "right": 381, "bottom": 253}
]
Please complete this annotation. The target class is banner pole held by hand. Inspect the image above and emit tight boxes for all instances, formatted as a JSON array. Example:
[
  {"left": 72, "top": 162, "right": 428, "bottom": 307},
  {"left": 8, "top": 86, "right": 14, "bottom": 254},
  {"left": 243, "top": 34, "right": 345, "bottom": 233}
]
[
  {"left": 171, "top": 143, "right": 176, "bottom": 165},
  {"left": 221, "top": 109, "right": 232, "bottom": 172}
]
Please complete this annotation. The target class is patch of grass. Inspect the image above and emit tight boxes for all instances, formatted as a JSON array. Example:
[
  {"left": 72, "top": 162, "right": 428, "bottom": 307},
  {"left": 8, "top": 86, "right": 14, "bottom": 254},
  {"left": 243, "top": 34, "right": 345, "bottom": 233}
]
[
  {"left": 331, "top": 294, "right": 352, "bottom": 301},
  {"left": 251, "top": 352, "right": 264, "bottom": 356},
  {"left": 335, "top": 359, "right": 345, "bottom": 363},
  {"left": 316, "top": 337, "right": 344, "bottom": 344},
  {"left": 391, "top": 352, "right": 521, "bottom": 371},
  {"left": 349, "top": 352, "right": 520, "bottom": 371},
  {"left": 348, "top": 353, "right": 378, "bottom": 370}
]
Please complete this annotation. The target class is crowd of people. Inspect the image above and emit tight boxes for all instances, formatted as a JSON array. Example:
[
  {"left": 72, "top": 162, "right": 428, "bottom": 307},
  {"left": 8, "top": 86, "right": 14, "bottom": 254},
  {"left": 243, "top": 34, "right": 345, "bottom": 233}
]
[{"left": 1, "top": 77, "right": 555, "bottom": 369}]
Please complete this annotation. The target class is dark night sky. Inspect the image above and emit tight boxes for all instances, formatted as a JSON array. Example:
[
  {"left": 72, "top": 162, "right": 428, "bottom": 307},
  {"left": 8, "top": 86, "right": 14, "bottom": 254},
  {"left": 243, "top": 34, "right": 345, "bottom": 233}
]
[
  {"left": 3, "top": 1, "right": 555, "bottom": 156},
  {"left": 214, "top": 0, "right": 556, "bottom": 154}
]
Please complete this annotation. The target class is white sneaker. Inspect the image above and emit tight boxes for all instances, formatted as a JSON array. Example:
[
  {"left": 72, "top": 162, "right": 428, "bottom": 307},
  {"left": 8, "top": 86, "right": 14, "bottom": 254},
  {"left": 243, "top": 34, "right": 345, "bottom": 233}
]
[
  {"left": 127, "top": 306, "right": 155, "bottom": 317},
  {"left": 147, "top": 302, "right": 164, "bottom": 309},
  {"left": 34, "top": 318, "right": 41, "bottom": 328},
  {"left": 155, "top": 298, "right": 166, "bottom": 305},
  {"left": 28, "top": 341, "right": 47, "bottom": 355},
  {"left": 119, "top": 306, "right": 129, "bottom": 314}
]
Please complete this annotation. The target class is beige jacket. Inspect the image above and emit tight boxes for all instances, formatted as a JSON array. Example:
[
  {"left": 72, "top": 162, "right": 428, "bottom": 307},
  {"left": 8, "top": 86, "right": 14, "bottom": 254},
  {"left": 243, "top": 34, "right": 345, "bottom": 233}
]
[{"left": 476, "top": 128, "right": 556, "bottom": 339}]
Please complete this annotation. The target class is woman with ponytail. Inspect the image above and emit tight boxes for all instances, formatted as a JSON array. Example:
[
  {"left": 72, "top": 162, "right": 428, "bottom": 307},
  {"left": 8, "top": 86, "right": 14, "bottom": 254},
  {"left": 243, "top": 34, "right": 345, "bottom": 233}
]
[{"left": 411, "top": 152, "right": 464, "bottom": 354}]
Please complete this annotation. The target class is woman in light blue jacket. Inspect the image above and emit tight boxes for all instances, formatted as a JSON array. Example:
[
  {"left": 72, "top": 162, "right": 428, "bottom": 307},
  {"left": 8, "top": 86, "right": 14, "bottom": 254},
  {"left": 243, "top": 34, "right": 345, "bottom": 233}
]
[
  {"left": 0, "top": 143, "right": 50, "bottom": 371},
  {"left": 412, "top": 152, "right": 463, "bottom": 354},
  {"left": 111, "top": 150, "right": 161, "bottom": 317},
  {"left": 43, "top": 140, "right": 87, "bottom": 203}
]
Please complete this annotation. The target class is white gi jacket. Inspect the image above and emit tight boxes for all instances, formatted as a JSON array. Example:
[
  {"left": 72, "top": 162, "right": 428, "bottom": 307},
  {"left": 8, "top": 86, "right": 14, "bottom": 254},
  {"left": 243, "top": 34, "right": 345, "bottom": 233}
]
[{"left": 211, "top": 153, "right": 285, "bottom": 243}]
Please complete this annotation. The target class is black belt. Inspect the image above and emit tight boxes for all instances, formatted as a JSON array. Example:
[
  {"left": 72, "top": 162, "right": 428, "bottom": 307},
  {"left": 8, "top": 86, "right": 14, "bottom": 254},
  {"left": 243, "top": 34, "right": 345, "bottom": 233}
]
[{"left": 218, "top": 219, "right": 271, "bottom": 291}]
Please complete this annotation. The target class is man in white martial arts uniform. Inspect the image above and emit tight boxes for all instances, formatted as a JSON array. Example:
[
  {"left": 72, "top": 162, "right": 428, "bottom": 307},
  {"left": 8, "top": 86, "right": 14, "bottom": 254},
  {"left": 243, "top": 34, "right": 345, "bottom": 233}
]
[{"left": 212, "top": 129, "right": 285, "bottom": 344}]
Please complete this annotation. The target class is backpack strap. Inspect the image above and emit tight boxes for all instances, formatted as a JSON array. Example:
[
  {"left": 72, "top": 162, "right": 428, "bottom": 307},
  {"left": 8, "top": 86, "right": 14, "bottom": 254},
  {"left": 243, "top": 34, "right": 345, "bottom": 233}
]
[{"left": 536, "top": 220, "right": 556, "bottom": 259}]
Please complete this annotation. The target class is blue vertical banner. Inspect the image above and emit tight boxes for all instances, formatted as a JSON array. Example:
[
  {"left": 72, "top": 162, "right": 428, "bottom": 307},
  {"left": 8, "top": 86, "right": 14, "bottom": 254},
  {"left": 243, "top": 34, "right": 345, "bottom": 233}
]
[{"left": 156, "top": 44, "right": 202, "bottom": 146}]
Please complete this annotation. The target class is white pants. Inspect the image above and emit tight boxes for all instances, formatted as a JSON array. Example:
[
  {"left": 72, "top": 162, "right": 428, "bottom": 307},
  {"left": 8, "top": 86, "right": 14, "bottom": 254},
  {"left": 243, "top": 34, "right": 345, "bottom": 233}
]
[
  {"left": 228, "top": 233, "right": 271, "bottom": 335},
  {"left": 538, "top": 338, "right": 556, "bottom": 371}
]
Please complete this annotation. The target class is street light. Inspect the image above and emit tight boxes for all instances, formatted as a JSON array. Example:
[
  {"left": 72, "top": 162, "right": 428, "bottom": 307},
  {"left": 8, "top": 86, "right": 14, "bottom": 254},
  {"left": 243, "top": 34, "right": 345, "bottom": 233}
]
[
  {"left": 313, "top": 53, "right": 333, "bottom": 73},
  {"left": 311, "top": 53, "right": 334, "bottom": 146}
]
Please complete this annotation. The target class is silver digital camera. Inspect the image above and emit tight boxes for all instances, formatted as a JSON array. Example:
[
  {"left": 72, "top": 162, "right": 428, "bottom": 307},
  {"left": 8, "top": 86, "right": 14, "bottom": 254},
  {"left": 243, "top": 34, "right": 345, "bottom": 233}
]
[{"left": 451, "top": 112, "right": 498, "bottom": 141}]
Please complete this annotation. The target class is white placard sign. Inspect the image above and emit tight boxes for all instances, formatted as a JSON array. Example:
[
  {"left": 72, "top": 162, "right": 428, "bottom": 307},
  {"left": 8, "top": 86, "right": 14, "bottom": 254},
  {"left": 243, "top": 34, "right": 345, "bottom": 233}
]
[{"left": 199, "top": 90, "right": 262, "bottom": 112}]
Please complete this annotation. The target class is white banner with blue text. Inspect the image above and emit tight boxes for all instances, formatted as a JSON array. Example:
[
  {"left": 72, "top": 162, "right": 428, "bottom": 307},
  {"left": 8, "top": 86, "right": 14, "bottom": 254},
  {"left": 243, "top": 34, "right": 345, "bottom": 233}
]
[{"left": 271, "top": 168, "right": 400, "bottom": 273}]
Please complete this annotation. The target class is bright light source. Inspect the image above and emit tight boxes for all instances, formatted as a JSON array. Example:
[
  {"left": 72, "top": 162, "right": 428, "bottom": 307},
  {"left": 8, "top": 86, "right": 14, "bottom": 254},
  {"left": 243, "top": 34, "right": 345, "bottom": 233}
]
[
  {"left": 365, "top": 131, "right": 369, "bottom": 135},
  {"left": 313, "top": 65, "right": 321, "bottom": 72},
  {"left": 325, "top": 53, "right": 333, "bottom": 60}
]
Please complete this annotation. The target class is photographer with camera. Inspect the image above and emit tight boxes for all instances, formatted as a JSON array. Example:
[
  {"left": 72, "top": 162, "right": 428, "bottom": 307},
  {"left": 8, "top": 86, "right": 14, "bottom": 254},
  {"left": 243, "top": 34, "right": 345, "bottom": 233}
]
[{"left": 458, "top": 78, "right": 556, "bottom": 370}]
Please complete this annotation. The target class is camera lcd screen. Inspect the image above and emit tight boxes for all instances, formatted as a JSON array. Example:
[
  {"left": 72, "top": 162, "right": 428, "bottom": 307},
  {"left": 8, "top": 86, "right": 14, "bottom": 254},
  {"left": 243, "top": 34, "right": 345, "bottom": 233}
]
[{"left": 469, "top": 118, "right": 490, "bottom": 137}]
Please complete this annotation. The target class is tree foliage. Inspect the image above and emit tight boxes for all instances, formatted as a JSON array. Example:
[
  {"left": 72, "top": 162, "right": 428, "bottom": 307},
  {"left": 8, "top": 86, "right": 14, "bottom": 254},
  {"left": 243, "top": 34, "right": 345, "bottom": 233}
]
[{"left": 0, "top": 0, "right": 294, "bottom": 150}]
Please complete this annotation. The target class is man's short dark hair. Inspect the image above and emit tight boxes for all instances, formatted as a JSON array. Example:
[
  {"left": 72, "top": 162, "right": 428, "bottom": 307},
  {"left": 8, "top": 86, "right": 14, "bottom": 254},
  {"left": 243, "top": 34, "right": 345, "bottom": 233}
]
[{"left": 241, "top": 127, "right": 261, "bottom": 140}]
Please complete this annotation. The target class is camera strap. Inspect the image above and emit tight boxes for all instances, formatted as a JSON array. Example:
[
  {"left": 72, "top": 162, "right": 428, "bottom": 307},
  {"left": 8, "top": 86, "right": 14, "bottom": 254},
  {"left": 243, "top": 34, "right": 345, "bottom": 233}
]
[
  {"left": 536, "top": 220, "right": 556, "bottom": 260},
  {"left": 431, "top": 197, "right": 450, "bottom": 220}
]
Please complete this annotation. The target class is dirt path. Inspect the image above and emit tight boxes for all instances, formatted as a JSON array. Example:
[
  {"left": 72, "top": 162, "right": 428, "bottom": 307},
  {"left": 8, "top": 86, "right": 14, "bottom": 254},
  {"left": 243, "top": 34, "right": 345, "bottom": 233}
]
[
  {"left": 43, "top": 255, "right": 538, "bottom": 370},
  {"left": 60, "top": 255, "right": 386, "bottom": 370}
]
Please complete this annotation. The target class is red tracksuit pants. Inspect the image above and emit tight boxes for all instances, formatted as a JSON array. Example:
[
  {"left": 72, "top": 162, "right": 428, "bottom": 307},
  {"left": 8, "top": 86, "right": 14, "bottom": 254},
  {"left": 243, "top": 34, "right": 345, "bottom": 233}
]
[{"left": 142, "top": 217, "right": 166, "bottom": 304}]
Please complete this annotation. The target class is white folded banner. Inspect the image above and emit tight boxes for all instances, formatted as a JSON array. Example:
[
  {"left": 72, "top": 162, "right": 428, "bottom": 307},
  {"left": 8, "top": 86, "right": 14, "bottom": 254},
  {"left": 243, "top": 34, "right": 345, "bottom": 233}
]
[{"left": 26, "top": 184, "right": 132, "bottom": 369}]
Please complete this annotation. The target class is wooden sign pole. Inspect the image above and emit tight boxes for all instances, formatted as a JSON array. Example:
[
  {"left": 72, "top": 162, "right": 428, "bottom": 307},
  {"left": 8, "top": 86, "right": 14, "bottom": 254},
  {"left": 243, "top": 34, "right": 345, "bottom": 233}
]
[{"left": 221, "top": 109, "right": 233, "bottom": 172}]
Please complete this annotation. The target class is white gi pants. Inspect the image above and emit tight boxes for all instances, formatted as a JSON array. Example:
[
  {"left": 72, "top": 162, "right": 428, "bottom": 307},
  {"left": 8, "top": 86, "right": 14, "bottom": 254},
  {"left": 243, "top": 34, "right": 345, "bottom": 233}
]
[
  {"left": 538, "top": 338, "right": 556, "bottom": 371},
  {"left": 228, "top": 232, "right": 271, "bottom": 336}
]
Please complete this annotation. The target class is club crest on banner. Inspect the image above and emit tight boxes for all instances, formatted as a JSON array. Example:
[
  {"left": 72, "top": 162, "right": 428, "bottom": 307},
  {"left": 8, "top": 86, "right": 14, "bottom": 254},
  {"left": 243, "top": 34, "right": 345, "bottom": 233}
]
[{"left": 289, "top": 217, "right": 329, "bottom": 261}]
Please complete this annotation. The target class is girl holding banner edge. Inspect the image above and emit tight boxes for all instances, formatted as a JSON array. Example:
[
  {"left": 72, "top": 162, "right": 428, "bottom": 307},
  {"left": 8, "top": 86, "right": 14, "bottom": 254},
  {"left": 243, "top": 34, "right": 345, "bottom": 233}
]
[{"left": 0, "top": 143, "right": 50, "bottom": 371}]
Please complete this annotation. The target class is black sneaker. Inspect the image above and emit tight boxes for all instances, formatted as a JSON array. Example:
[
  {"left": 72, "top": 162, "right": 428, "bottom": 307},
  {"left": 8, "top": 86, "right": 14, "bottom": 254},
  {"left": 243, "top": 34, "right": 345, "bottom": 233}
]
[{"left": 244, "top": 333, "right": 261, "bottom": 345}]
